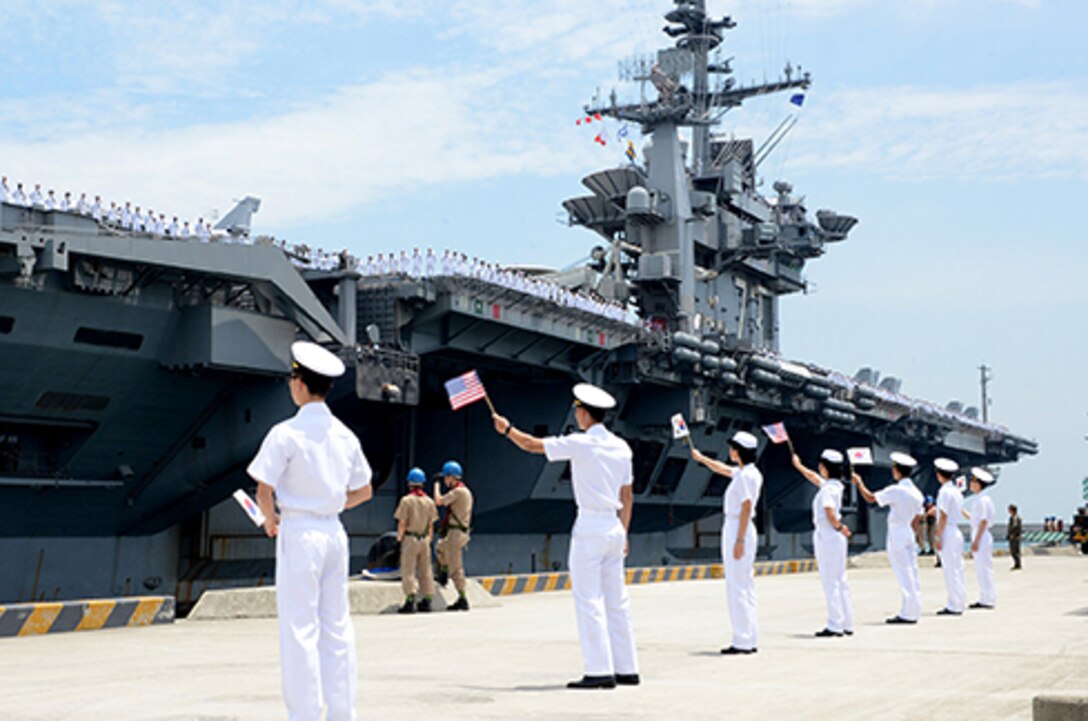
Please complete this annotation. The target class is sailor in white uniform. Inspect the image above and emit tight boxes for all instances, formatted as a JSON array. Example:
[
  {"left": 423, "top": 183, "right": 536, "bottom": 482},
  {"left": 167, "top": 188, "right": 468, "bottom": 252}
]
[
  {"left": 0, "top": 177, "right": 9, "bottom": 203},
  {"left": 933, "top": 457, "right": 966, "bottom": 615},
  {"left": 28, "top": 184, "right": 44, "bottom": 207},
  {"left": 792, "top": 449, "right": 854, "bottom": 637},
  {"left": 249, "top": 341, "right": 374, "bottom": 721},
  {"left": 691, "top": 430, "right": 763, "bottom": 654},
  {"left": 60, "top": 192, "right": 72, "bottom": 211},
  {"left": 13, "top": 183, "right": 28, "bottom": 206},
  {"left": 967, "top": 467, "right": 997, "bottom": 609},
  {"left": 853, "top": 452, "right": 924, "bottom": 623},
  {"left": 492, "top": 384, "right": 639, "bottom": 689},
  {"left": 44, "top": 190, "right": 57, "bottom": 210}
]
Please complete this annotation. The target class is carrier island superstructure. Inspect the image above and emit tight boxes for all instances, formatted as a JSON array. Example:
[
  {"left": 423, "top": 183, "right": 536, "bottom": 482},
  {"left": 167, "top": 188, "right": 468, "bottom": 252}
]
[{"left": 0, "top": 1, "right": 1036, "bottom": 605}]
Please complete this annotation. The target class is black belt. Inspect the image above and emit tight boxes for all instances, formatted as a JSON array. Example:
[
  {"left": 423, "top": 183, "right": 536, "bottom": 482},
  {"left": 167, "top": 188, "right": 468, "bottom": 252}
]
[{"left": 407, "top": 532, "right": 429, "bottom": 540}]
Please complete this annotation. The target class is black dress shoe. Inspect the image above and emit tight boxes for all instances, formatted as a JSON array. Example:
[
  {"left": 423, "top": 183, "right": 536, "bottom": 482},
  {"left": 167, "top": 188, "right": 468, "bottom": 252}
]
[
  {"left": 397, "top": 600, "right": 416, "bottom": 614},
  {"left": 615, "top": 674, "right": 640, "bottom": 686},
  {"left": 720, "top": 646, "right": 757, "bottom": 655},
  {"left": 436, "top": 568, "right": 449, "bottom": 587},
  {"left": 416, "top": 598, "right": 432, "bottom": 613},
  {"left": 936, "top": 608, "right": 962, "bottom": 616},
  {"left": 814, "top": 628, "right": 843, "bottom": 638},
  {"left": 447, "top": 597, "right": 470, "bottom": 612},
  {"left": 843, "top": 630, "right": 854, "bottom": 636},
  {"left": 567, "top": 675, "right": 616, "bottom": 689},
  {"left": 968, "top": 602, "right": 994, "bottom": 610},
  {"left": 885, "top": 616, "right": 917, "bottom": 624}
]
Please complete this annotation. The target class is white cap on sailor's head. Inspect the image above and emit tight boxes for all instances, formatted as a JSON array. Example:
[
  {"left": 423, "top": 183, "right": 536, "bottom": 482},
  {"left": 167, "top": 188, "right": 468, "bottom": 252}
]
[
  {"left": 934, "top": 457, "right": 959, "bottom": 475},
  {"left": 971, "top": 467, "right": 995, "bottom": 485},
  {"left": 820, "top": 449, "right": 844, "bottom": 465},
  {"left": 730, "top": 431, "right": 759, "bottom": 450},
  {"left": 889, "top": 451, "right": 917, "bottom": 469},
  {"left": 291, "top": 341, "right": 345, "bottom": 378},
  {"left": 573, "top": 383, "right": 616, "bottom": 410}
]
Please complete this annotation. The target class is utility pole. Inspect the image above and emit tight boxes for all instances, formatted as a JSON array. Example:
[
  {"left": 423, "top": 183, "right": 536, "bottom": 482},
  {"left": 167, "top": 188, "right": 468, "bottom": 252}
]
[{"left": 979, "top": 364, "right": 993, "bottom": 423}]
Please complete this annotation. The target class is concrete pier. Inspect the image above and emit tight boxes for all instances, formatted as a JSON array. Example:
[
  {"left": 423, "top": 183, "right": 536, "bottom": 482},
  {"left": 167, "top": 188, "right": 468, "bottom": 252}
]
[{"left": 0, "top": 554, "right": 1084, "bottom": 720}]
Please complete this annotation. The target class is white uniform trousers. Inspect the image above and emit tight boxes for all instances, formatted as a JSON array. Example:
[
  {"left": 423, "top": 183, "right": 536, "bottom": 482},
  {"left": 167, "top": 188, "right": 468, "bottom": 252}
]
[
  {"left": 276, "top": 515, "right": 357, "bottom": 721},
  {"left": 814, "top": 531, "right": 853, "bottom": 633},
  {"left": 722, "top": 517, "right": 758, "bottom": 650},
  {"left": 886, "top": 524, "right": 921, "bottom": 621},
  {"left": 938, "top": 527, "right": 967, "bottom": 612},
  {"left": 974, "top": 531, "right": 996, "bottom": 606},
  {"left": 567, "top": 510, "right": 638, "bottom": 677}
]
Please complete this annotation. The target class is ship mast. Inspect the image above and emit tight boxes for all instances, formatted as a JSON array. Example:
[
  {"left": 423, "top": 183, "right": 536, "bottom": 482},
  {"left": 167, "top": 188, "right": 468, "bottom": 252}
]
[{"left": 586, "top": 0, "right": 812, "bottom": 172}]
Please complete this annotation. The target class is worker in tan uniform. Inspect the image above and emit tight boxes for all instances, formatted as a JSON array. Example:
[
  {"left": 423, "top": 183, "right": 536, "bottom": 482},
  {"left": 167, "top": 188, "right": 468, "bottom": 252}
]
[
  {"left": 395, "top": 467, "right": 438, "bottom": 613},
  {"left": 434, "top": 460, "right": 473, "bottom": 611}
]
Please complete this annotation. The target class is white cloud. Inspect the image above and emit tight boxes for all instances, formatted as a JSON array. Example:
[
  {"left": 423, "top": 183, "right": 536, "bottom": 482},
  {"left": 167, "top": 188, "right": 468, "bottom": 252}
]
[
  {"left": 767, "top": 81, "right": 1088, "bottom": 182},
  {"left": 0, "top": 66, "right": 588, "bottom": 229}
]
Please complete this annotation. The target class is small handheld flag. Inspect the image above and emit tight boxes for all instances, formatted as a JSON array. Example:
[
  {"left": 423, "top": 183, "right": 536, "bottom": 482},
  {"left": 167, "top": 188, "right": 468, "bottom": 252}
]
[
  {"left": 790, "top": 93, "right": 805, "bottom": 107},
  {"left": 670, "top": 413, "right": 690, "bottom": 440},
  {"left": 232, "top": 489, "right": 266, "bottom": 527},
  {"left": 761, "top": 422, "right": 789, "bottom": 445},
  {"left": 445, "top": 370, "right": 489, "bottom": 411},
  {"left": 847, "top": 447, "right": 873, "bottom": 465}
]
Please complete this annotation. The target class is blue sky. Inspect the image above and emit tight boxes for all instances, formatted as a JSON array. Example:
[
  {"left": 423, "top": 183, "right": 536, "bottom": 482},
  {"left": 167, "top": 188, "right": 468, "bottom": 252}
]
[{"left": 2, "top": 0, "right": 1085, "bottom": 523}]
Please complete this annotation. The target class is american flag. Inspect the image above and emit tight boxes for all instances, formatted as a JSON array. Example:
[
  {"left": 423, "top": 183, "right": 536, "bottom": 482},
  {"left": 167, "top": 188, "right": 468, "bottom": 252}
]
[
  {"left": 445, "top": 370, "right": 487, "bottom": 411},
  {"left": 761, "top": 422, "right": 790, "bottom": 445}
]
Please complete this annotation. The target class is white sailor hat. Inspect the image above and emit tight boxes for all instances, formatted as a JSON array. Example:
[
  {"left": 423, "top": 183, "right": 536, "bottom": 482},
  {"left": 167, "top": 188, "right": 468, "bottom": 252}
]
[
  {"left": 291, "top": 341, "right": 346, "bottom": 378},
  {"left": 730, "top": 431, "right": 758, "bottom": 450},
  {"left": 970, "top": 467, "right": 995, "bottom": 485},
  {"left": 573, "top": 383, "right": 616, "bottom": 410},
  {"left": 820, "top": 449, "right": 844, "bottom": 464},
  {"left": 889, "top": 451, "right": 917, "bottom": 468},
  {"left": 934, "top": 457, "right": 959, "bottom": 475}
]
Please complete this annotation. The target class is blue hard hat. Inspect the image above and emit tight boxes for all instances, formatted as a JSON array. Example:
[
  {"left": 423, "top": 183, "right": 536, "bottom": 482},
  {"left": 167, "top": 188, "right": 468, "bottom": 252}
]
[
  {"left": 442, "top": 460, "right": 463, "bottom": 478},
  {"left": 407, "top": 467, "right": 426, "bottom": 485}
]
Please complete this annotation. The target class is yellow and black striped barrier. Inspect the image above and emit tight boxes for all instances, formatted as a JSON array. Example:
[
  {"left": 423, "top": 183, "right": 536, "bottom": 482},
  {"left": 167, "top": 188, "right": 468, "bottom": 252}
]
[
  {"left": 0, "top": 596, "right": 175, "bottom": 638},
  {"left": 476, "top": 558, "right": 817, "bottom": 597}
]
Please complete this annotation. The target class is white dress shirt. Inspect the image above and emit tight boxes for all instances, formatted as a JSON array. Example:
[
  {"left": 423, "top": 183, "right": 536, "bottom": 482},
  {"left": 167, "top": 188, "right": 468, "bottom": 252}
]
[
  {"left": 725, "top": 464, "right": 763, "bottom": 518},
  {"left": 543, "top": 424, "right": 632, "bottom": 513},
  {"left": 247, "top": 402, "right": 372, "bottom": 516},
  {"left": 875, "top": 478, "right": 924, "bottom": 529}
]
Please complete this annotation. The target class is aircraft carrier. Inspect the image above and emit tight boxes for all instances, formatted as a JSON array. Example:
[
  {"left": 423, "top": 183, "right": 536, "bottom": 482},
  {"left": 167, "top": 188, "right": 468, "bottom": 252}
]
[{"left": 0, "top": 0, "right": 1037, "bottom": 607}]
